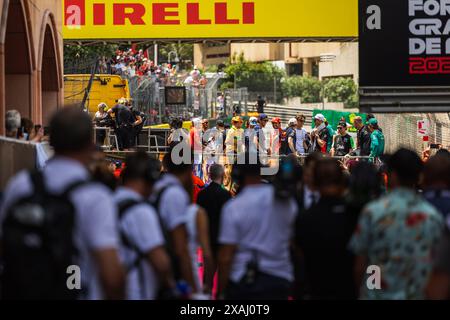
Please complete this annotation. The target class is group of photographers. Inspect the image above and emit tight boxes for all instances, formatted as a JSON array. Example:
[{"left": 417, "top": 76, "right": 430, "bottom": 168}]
[{"left": 94, "top": 98, "right": 146, "bottom": 151}]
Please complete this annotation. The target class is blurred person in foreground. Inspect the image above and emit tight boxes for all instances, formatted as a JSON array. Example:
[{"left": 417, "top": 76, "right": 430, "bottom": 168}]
[
  {"left": 150, "top": 151, "right": 198, "bottom": 296},
  {"left": 197, "top": 164, "right": 232, "bottom": 293},
  {"left": 218, "top": 159, "right": 298, "bottom": 300},
  {"left": 115, "top": 152, "right": 176, "bottom": 300},
  {"left": 0, "top": 107, "right": 125, "bottom": 299},
  {"left": 350, "top": 148, "right": 443, "bottom": 300},
  {"left": 295, "top": 158, "right": 358, "bottom": 300},
  {"left": 423, "top": 153, "right": 450, "bottom": 299}
]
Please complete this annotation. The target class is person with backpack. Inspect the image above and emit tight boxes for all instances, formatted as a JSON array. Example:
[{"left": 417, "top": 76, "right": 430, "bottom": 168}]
[
  {"left": 0, "top": 107, "right": 125, "bottom": 300},
  {"left": 150, "top": 151, "right": 198, "bottom": 296},
  {"left": 115, "top": 152, "right": 176, "bottom": 300}
]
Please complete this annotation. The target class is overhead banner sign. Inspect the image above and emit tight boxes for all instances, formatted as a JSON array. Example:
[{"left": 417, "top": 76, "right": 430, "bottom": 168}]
[
  {"left": 62, "top": 0, "right": 358, "bottom": 40},
  {"left": 359, "top": 0, "right": 450, "bottom": 113}
]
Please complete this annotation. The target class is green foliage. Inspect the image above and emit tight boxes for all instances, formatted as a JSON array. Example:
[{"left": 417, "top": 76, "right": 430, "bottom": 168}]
[
  {"left": 158, "top": 43, "right": 194, "bottom": 69},
  {"left": 281, "top": 76, "right": 322, "bottom": 103},
  {"left": 220, "top": 53, "right": 285, "bottom": 93},
  {"left": 323, "top": 77, "right": 359, "bottom": 108},
  {"left": 64, "top": 44, "right": 118, "bottom": 69}
]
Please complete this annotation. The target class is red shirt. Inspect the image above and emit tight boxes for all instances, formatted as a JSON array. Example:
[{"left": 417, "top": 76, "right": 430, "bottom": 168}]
[{"left": 192, "top": 175, "right": 205, "bottom": 203}]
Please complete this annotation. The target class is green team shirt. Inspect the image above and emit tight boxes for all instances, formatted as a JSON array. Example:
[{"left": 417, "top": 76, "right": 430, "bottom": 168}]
[
  {"left": 326, "top": 125, "right": 335, "bottom": 153},
  {"left": 370, "top": 130, "right": 385, "bottom": 158}
]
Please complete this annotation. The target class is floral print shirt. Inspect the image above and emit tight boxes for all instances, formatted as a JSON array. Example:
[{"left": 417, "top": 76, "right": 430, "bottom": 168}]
[{"left": 350, "top": 188, "right": 443, "bottom": 299}]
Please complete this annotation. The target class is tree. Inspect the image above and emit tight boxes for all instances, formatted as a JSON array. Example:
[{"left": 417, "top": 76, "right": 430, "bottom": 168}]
[
  {"left": 220, "top": 53, "right": 285, "bottom": 94},
  {"left": 323, "top": 77, "right": 359, "bottom": 108},
  {"left": 158, "top": 43, "right": 194, "bottom": 70},
  {"left": 64, "top": 44, "right": 118, "bottom": 73},
  {"left": 281, "top": 75, "right": 322, "bottom": 103}
]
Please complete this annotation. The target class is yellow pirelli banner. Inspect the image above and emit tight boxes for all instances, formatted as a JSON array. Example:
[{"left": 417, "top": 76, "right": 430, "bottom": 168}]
[{"left": 63, "top": 0, "right": 358, "bottom": 40}]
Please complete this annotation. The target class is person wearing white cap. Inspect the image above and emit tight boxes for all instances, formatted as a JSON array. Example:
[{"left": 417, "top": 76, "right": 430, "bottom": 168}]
[
  {"left": 310, "top": 114, "right": 330, "bottom": 154},
  {"left": 245, "top": 117, "right": 259, "bottom": 154}
]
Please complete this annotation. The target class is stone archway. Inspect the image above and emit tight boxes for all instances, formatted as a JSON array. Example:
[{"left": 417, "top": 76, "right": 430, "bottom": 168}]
[
  {"left": 39, "top": 12, "right": 62, "bottom": 126},
  {"left": 4, "top": 0, "right": 33, "bottom": 120}
]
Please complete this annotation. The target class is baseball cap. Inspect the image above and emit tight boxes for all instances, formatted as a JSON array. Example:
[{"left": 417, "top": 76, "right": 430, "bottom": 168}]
[
  {"left": 259, "top": 113, "right": 268, "bottom": 121},
  {"left": 232, "top": 116, "right": 243, "bottom": 123},
  {"left": 216, "top": 120, "right": 224, "bottom": 127},
  {"left": 288, "top": 118, "right": 298, "bottom": 126},
  {"left": 249, "top": 117, "right": 258, "bottom": 126},
  {"left": 368, "top": 118, "right": 378, "bottom": 126},
  {"left": 271, "top": 117, "right": 281, "bottom": 124},
  {"left": 314, "top": 114, "right": 326, "bottom": 122},
  {"left": 354, "top": 116, "right": 363, "bottom": 122}
]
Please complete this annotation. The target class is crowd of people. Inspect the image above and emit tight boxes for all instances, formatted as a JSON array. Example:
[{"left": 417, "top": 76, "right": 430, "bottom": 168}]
[
  {"left": 167, "top": 112, "right": 386, "bottom": 186},
  {"left": 100, "top": 48, "right": 208, "bottom": 90},
  {"left": 0, "top": 107, "right": 449, "bottom": 300}
]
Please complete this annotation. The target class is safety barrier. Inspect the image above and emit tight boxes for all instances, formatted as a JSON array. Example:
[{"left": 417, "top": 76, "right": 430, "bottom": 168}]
[{"left": 0, "top": 137, "right": 38, "bottom": 190}]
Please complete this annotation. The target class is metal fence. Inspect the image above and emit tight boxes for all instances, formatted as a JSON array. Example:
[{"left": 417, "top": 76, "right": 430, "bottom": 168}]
[{"left": 377, "top": 112, "right": 450, "bottom": 154}]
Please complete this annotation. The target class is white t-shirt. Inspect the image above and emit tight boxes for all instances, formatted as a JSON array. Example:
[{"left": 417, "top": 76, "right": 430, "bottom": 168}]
[
  {"left": 0, "top": 157, "right": 120, "bottom": 300},
  {"left": 295, "top": 128, "right": 307, "bottom": 154},
  {"left": 114, "top": 187, "right": 164, "bottom": 300},
  {"left": 151, "top": 173, "right": 189, "bottom": 232},
  {"left": 186, "top": 204, "right": 201, "bottom": 290},
  {"left": 219, "top": 184, "right": 298, "bottom": 282},
  {"left": 262, "top": 126, "right": 273, "bottom": 151}
]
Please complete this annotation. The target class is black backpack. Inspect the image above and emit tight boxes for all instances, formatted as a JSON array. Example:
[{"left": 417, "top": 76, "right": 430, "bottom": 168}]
[{"left": 1, "top": 171, "right": 87, "bottom": 300}]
